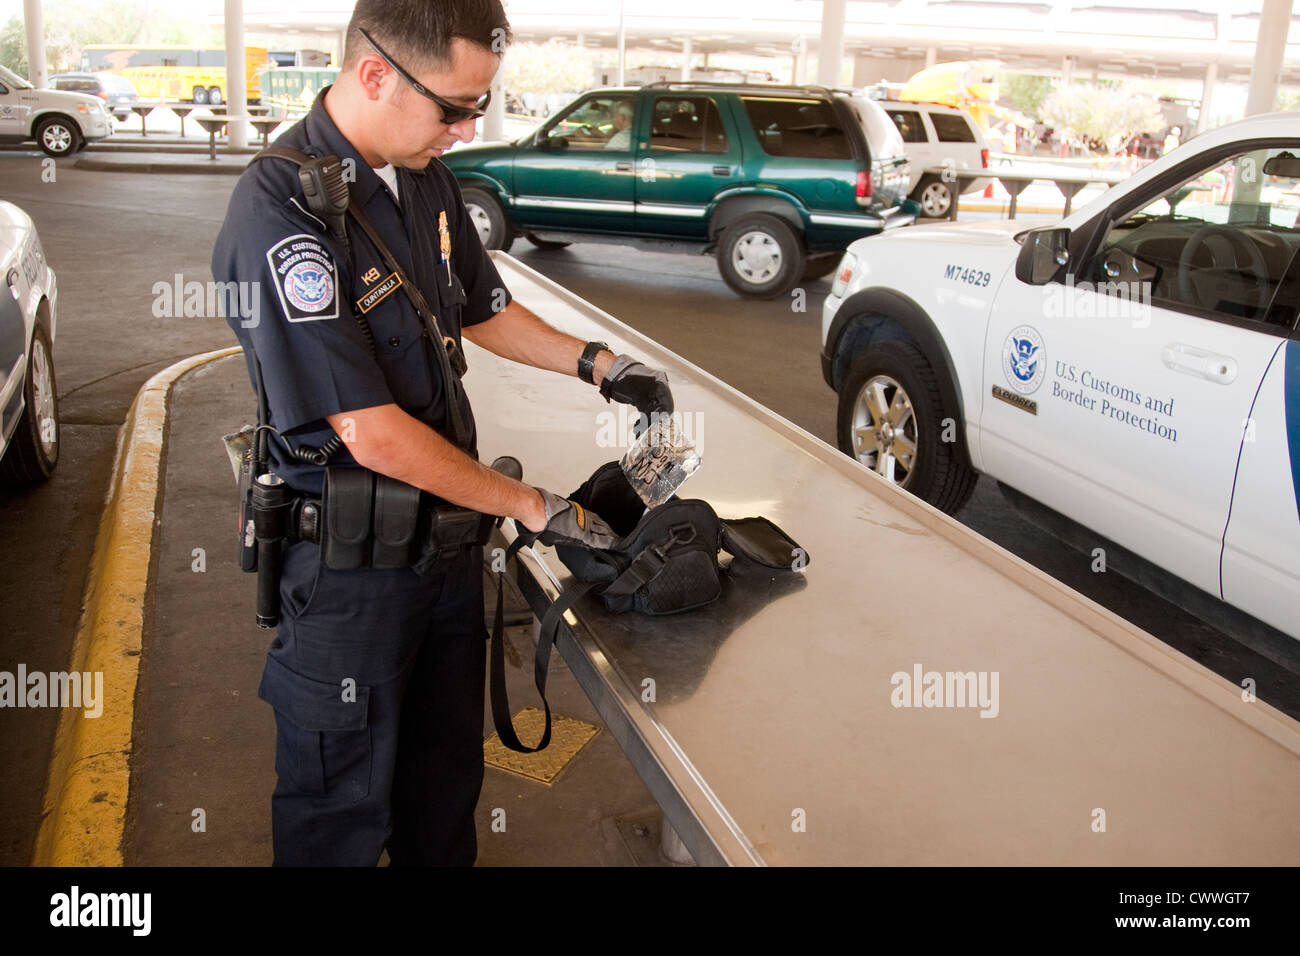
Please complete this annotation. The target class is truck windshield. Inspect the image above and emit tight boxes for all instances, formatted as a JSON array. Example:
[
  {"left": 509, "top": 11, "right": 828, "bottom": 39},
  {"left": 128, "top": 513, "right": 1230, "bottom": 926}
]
[{"left": 0, "top": 64, "right": 34, "bottom": 89}]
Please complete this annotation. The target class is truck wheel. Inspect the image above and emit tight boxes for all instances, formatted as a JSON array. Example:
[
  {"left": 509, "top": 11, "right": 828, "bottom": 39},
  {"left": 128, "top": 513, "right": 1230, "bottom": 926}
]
[
  {"left": 35, "top": 117, "right": 80, "bottom": 158},
  {"left": 836, "top": 339, "right": 976, "bottom": 514},
  {"left": 0, "top": 323, "right": 59, "bottom": 485},
  {"left": 207, "top": 87, "right": 224, "bottom": 106},
  {"left": 460, "top": 187, "right": 514, "bottom": 251},
  {"left": 192, "top": 86, "right": 208, "bottom": 105},
  {"left": 717, "top": 213, "right": 804, "bottom": 299},
  {"left": 913, "top": 175, "right": 955, "bottom": 219}
]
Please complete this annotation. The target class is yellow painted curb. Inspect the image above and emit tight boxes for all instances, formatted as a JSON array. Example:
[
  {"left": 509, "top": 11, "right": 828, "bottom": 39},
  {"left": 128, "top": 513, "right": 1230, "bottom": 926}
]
[{"left": 31, "top": 346, "right": 243, "bottom": 866}]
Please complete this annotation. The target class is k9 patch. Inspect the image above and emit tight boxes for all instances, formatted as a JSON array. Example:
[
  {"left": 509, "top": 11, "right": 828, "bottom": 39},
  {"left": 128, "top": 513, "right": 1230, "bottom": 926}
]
[{"left": 266, "top": 234, "right": 339, "bottom": 322}]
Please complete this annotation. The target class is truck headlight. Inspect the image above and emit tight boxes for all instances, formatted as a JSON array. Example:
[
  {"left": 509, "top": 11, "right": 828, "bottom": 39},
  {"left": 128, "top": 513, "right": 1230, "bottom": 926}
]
[{"left": 830, "top": 252, "right": 858, "bottom": 299}]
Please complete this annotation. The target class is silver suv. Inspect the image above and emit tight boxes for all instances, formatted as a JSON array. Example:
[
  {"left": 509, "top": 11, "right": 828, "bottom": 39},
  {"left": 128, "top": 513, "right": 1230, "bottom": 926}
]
[
  {"left": 0, "top": 64, "right": 112, "bottom": 156},
  {"left": 882, "top": 101, "right": 990, "bottom": 218}
]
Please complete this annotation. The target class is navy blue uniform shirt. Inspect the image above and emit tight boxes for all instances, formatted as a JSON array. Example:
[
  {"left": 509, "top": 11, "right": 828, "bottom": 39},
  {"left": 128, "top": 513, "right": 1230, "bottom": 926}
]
[{"left": 211, "top": 88, "right": 512, "bottom": 494}]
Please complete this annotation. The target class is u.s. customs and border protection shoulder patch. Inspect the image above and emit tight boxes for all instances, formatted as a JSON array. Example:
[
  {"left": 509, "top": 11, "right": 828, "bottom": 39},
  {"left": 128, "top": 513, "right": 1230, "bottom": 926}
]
[{"left": 266, "top": 234, "right": 339, "bottom": 322}]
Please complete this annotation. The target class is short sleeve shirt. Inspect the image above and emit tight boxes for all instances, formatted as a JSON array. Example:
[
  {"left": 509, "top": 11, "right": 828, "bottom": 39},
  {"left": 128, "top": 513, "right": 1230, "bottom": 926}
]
[{"left": 210, "top": 88, "right": 513, "bottom": 493}]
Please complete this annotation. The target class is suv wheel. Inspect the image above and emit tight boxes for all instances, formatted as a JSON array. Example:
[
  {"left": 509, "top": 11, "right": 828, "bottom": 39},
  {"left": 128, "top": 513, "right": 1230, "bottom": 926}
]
[
  {"left": 36, "top": 117, "right": 79, "bottom": 158},
  {"left": 836, "top": 339, "right": 976, "bottom": 514},
  {"left": 717, "top": 213, "right": 804, "bottom": 299},
  {"left": 0, "top": 323, "right": 59, "bottom": 485},
  {"left": 192, "top": 86, "right": 208, "bottom": 105},
  {"left": 461, "top": 187, "right": 514, "bottom": 251},
  {"left": 914, "top": 175, "right": 955, "bottom": 219}
]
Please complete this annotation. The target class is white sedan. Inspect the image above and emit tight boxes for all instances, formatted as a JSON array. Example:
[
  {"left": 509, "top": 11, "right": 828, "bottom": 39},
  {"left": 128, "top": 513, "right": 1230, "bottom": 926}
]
[
  {"left": 822, "top": 112, "right": 1300, "bottom": 640},
  {"left": 1, "top": 200, "right": 59, "bottom": 484}
]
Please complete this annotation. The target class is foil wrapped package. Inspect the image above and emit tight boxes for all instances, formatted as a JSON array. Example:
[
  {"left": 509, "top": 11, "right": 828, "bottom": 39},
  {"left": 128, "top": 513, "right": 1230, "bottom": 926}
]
[{"left": 620, "top": 415, "right": 702, "bottom": 509}]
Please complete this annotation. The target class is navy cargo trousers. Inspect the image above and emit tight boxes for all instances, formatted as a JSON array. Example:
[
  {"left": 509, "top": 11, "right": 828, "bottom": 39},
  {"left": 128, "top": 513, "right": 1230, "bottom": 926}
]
[{"left": 257, "top": 539, "right": 486, "bottom": 866}]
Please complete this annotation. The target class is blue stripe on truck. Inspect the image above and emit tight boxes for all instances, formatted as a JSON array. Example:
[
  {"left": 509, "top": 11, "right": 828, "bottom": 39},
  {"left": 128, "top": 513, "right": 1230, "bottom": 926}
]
[{"left": 1287, "top": 340, "right": 1300, "bottom": 519}]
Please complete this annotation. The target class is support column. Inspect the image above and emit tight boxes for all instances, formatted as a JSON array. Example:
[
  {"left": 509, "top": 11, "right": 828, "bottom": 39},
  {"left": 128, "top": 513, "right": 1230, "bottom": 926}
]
[
  {"left": 22, "top": 0, "right": 47, "bottom": 87},
  {"left": 1198, "top": 61, "right": 1218, "bottom": 133},
  {"left": 681, "top": 36, "right": 692, "bottom": 81},
  {"left": 1061, "top": 55, "right": 1073, "bottom": 86},
  {"left": 925, "top": 46, "right": 937, "bottom": 68},
  {"left": 1245, "top": 0, "right": 1292, "bottom": 116},
  {"left": 223, "top": 0, "right": 248, "bottom": 148},
  {"left": 483, "top": 55, "right": 506, "bottom": 142},
  {"left": 817, "top": 0, "right": 847, "bottom": 88},
  {"left": 616, "top": 0, "right": 626, "bottom": 86}
]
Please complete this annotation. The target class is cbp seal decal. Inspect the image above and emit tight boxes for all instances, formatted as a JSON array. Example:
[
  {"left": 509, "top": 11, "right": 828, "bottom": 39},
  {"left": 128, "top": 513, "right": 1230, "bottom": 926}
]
[
  {"left": 284, "top": 262, "right": 333, "bottom": 312},
  {"left": 1001, "top": 325, "right": 1045, "bottom": 395},
  {"left": 266, "top": 234, "right": 339, "bottom": 322}
]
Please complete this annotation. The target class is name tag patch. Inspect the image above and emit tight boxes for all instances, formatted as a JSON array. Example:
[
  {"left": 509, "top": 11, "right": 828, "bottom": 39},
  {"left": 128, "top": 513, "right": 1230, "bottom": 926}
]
[
  {"left": 266, "top": 234, "right": 339, "bottom": 322},
  {"left": 356, "top": 272, "right": 403, "bottom": 313}
]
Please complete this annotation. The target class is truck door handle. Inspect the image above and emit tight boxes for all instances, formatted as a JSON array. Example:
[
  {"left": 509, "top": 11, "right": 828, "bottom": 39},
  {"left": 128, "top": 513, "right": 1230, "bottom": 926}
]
[
  {"left": 615, "top": 161, "right": 633, "bottom": 171},
  {"left": 713, "top": 165, "right": 731, "bottom": 176},
  {"left": 1161, "top": 343, "right": 1237, "bottom": 384}
]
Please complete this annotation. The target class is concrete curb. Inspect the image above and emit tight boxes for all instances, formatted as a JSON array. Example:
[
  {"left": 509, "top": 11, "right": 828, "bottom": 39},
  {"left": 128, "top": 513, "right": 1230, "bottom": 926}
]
[
  {"left": 30, "top": 347, "right": 243, "bottom": 867},
  {"left": 74, "top": 157, "right": 249, "bottom": 175}
]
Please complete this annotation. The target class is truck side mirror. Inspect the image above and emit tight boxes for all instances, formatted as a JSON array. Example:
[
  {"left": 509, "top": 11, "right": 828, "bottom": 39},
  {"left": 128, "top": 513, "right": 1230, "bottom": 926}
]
[{"left": 1015, "top": 227, "right": 1070, "bottom": 285}]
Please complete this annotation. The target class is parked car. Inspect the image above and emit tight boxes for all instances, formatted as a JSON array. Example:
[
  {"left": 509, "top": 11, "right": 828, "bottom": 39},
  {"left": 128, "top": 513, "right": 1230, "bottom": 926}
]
[
  {"left": 882, "top": 101, "right": 991, "bottom": 218},
  {"left": 49, "top": 71, "right": 139, "bottom": 122},
  {"left": 442, "top": 82, "right": 914, "bottom": 298},
  {"left": 0, "top": 201, "right": 59, "bottom": 484},
  {"left": 0, "top": 63, "right": 112, "bottom": 156},
  {"left": 821, "top": 112, "right": 1300, "bottom": 639}
]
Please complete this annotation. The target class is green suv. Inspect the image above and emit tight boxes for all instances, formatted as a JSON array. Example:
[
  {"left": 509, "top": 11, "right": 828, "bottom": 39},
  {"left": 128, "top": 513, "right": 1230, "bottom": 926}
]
[{"left": 442, "top": 82, "right": 915, "bottom": 298}]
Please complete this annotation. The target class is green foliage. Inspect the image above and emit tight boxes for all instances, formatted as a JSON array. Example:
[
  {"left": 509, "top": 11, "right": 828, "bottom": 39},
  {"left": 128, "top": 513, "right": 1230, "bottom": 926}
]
[
  {"left": 1000, "top": 73, "right": 1051, "bottom": 120},
  {"left": 503, "top": 39, "right": 592, "bottom": 97},
  {"left": 2, "top": 1, "right": 203, "bottom": 74},
  {"left": 1041, "top": 83, "right": 1165, "bottom": 153},
  {"left": 0, "top": 16, "right": 27, "bottom": 76}
]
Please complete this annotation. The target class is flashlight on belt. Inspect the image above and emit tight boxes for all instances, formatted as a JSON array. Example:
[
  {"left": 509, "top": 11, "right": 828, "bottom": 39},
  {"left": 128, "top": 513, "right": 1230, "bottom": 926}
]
[{"left": 252, "top": 472, "right": 292, "bottom": 628}]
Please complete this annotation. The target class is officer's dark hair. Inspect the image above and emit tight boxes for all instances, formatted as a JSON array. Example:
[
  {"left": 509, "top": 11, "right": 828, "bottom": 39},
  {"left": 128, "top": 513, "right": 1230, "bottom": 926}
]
[{"left": 341, "top": 0, "right": 512, "bottom": 74}]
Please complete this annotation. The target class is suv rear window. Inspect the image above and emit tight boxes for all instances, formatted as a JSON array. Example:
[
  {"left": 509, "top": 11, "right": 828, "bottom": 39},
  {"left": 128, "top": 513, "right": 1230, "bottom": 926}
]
[
  {"left": 887, "top": 109, "right": 927, "bottom": 144},
  {"left": 742, "top": 97, "right": 851, "bottom": 160},
  {"left": 650, "top": 96, "right": 728, "bottom": 154},
  {"left": 931, "top": 113, "right": 977, "bottom": 143},
  {"left": 55, "top": 78, "right": 98, "bottom": 93}
]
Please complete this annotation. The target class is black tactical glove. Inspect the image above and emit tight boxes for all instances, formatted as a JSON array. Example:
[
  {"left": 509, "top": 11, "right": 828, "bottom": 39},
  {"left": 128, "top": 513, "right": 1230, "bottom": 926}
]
[
  {"left": 534, "top": 487, "right": 619, "bottom": 550},
  {"left": 598, "top": 354, "right": 674, "bottom": 417}
]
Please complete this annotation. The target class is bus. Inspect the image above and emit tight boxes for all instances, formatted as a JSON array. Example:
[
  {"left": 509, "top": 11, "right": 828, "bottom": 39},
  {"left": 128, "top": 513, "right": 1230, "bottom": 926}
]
[{"left": 78, "top": 44, "right": 271, "bottom": 104}]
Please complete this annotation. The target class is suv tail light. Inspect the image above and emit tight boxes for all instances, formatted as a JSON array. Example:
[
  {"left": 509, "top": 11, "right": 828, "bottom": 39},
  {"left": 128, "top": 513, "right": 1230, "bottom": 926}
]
[
  {"left": 857, "top": 169, "right": 872, "bottom": 200},
  {"left": 980, "top": 148, "right": 990, "bottom": 168},
  {"left": 96, "top": 91, "right": 107, "bottom": 99}
]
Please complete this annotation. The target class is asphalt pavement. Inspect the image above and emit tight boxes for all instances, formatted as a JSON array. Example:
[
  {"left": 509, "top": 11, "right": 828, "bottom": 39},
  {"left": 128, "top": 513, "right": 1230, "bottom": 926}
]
[{"left": 1, "top": 144, "right": 1296, "bottom": 867}]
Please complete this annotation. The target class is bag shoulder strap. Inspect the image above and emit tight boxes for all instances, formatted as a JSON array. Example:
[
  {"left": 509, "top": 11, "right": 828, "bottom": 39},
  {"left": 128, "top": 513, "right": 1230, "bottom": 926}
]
[{"left": 489, "top": 536, "right": 596, "bottom": 753}]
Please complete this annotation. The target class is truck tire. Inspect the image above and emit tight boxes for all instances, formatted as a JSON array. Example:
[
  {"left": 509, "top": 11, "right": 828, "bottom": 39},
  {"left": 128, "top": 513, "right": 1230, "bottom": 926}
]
[
  {"left": 913, "top": 175, "right": 955, "bottom": 219},
  {"left": 207, "top": 86, "right": 224, "bottom": 106},
  {"left": 35, "top": 117, "right": 80, "bottom": 158},
  {"left": 836, "top": 338, "right": 976, "bottom": 514},
  {"left": 192, "top": 86, "right": 208, "bottom": 105},
  {"left": 716, "top": 213, "right": 804, "bottom": 299},
  {"left": 0, "top": 323, "right": 59, "bottom": 485},
  {"left": 460, "top": 187, "right": 514, "bottom": 251}
]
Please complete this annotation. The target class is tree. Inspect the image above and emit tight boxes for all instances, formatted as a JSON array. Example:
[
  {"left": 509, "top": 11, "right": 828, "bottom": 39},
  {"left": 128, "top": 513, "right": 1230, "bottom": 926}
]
[
  {"left": 1040, "top": 83, "right": 1165, "bottom": 153},
  {"left": 0, "top": 16, "right": 27, "bottom": 76},
  {"left": 1000, "top": 73, "right": 1051, "bottom": 120},
  {"left": 503, "top": 39, "right": 592, "bottom": 100}
]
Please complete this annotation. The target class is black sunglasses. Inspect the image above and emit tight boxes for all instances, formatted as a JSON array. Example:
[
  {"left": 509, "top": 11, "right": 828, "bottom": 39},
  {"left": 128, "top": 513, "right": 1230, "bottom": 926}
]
[{"left": 359, "top": 27, "right": 491, "bottom": 124}]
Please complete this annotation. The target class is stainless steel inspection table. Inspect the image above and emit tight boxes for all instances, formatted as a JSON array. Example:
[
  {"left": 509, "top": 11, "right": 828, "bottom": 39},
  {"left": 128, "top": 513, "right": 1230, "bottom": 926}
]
[{"left": 466, "top": 253, "right": 1300, "bottom": 866}]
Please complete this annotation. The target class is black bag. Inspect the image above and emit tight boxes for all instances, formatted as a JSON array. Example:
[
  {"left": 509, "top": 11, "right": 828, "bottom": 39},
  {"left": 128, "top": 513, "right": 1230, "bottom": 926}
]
[{"left": 489, "top": 461, "right": 807, "bottom": 753}]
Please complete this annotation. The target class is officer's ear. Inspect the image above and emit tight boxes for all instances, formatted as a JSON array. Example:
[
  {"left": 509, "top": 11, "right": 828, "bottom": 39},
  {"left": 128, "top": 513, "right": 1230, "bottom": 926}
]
[{"left": 356, "top": 54, "right": 390, "bottom": 101}]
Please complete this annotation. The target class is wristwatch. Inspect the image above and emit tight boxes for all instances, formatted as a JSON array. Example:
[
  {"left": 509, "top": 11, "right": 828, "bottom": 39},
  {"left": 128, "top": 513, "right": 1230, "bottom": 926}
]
[{"left": 577, "top": 340, "right": 611, "bottom": 385}]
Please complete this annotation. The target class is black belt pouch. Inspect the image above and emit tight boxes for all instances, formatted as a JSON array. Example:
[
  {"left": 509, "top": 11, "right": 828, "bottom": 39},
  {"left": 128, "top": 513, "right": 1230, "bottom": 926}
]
[{"left": 321, "top": 467, "right": 374, "bottom": 569}]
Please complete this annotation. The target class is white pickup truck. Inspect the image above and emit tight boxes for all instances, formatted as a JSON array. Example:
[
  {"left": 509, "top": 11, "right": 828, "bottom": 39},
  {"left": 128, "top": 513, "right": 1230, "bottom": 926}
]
[
  {"left": 822, "top": 112, "right": 1300, "bottom": 641},
  {"left": 0, "top": 63, "right": 112, "bottom": 156}
]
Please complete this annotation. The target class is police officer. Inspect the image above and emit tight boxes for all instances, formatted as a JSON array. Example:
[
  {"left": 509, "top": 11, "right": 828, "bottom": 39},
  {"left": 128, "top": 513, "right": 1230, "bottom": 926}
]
[{"left": 210, "top": 0, "right": 673, "bottom": 866}]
